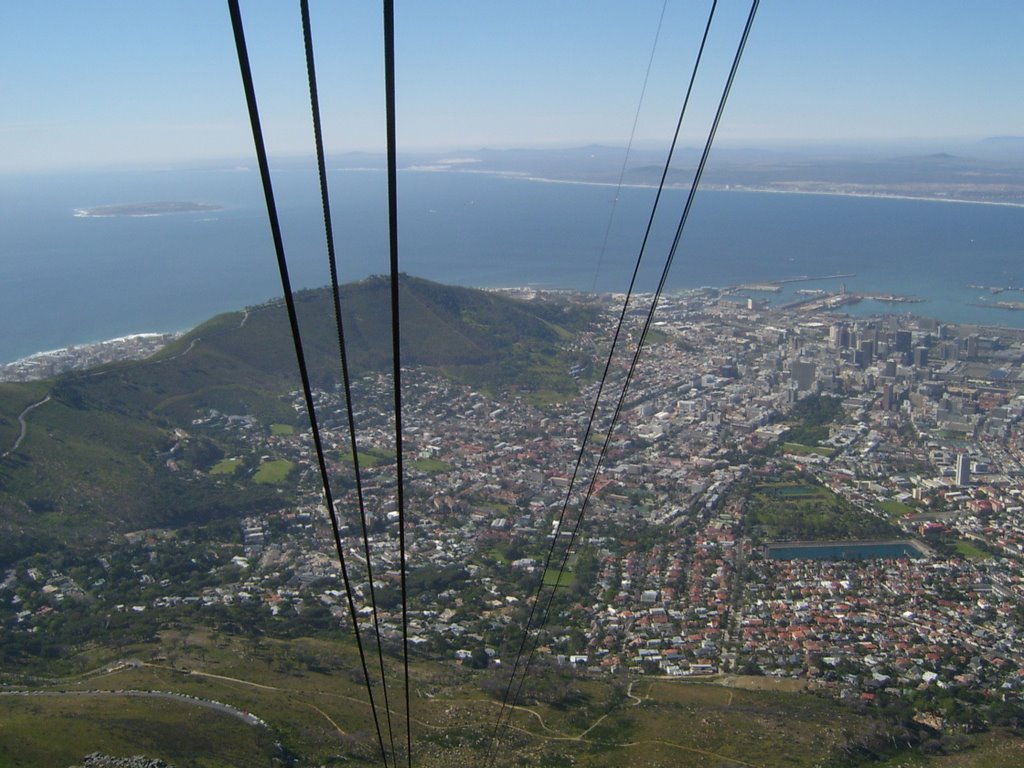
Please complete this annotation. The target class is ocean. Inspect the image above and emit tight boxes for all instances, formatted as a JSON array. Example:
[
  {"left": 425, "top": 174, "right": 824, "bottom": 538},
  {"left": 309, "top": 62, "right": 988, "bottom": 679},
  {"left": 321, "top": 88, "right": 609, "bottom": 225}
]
[{"left": 2, "top": 164, "right": 1024, "bottom": 364}]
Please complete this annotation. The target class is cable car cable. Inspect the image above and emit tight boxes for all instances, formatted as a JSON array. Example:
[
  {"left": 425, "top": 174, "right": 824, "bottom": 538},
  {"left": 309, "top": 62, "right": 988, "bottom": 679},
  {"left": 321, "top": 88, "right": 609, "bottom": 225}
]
[
  {"left": 536, "top": 0, "right": 762, "bottom": 706},
  {"left": 484, "top": 0, "right": 720, "bottom": 757},
  {"left": 299, "top": 0, "right": 398, "bottom": 759},
  {"left": 486, "top": 0, "right": 766, "bottom": 757},
  {"left": 380, "top": 2, "right": 414, "bottom": 765},
  {"left": 227, "top": 1, "right": 392, "bottom": 764},
  {"left": 589, "top": 0, "right": 669, "bottom": 293}
]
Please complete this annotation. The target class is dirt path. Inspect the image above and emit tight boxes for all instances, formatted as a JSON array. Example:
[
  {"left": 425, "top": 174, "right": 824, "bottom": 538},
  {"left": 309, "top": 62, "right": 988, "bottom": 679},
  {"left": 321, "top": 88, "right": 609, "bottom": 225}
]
[
  {"left": 69, "top": 662, "right": 761, "bottom": 765},
  {"left": 300, "top": 700, "right": 347, "bottom": 737},
  {"left": 143, "top": 662, "right": 279, "bottom": 690},
  {"left": 626, "top": 680, "right": 644, "bottom": 706}
]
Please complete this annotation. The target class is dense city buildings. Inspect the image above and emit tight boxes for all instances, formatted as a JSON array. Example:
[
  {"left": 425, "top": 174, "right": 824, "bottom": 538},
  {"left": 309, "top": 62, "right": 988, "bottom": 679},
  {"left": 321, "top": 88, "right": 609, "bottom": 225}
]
[{"left": 5, "top": 288, "right": 1024, "bottom": 730}]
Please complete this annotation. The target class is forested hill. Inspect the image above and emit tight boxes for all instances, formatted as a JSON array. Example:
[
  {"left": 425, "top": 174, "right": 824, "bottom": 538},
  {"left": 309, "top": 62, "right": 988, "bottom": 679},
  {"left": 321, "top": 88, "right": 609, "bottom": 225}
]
[{"left": 0, "top": 276, "right": 597, "bottom": 565}]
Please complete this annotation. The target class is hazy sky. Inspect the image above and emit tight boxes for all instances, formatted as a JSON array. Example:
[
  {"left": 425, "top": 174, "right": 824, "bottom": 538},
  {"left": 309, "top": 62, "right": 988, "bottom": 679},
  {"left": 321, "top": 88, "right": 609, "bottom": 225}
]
[{"left": 3, "top": 1, "right": 1023, "bottom": 173}]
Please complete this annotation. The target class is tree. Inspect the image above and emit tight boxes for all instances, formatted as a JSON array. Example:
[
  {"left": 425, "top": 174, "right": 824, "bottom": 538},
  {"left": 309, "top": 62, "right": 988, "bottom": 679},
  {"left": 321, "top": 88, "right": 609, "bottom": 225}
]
[{"left": 468, "top": 643, "right": 489, "bottom": 669}]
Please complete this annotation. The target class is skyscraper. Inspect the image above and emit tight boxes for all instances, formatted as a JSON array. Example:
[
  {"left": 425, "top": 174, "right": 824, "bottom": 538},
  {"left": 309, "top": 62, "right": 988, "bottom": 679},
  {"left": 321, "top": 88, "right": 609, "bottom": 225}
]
[
  {"left": 955, "top": 454, "right": 970, "bottom": 486},
  {"left": 790, "top": 360, "right": 816, "bottom": 391}
]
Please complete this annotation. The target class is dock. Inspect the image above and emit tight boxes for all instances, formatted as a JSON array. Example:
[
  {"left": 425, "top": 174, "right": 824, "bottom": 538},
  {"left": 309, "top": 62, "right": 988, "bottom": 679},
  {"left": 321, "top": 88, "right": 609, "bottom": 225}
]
[{"left": 735, "top": 273, "right": 857, "bottom": 294}]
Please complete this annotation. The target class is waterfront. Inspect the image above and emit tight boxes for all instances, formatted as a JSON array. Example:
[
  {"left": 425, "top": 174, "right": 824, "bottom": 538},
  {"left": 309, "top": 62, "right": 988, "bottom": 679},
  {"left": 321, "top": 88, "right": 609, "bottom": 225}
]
[{"left": 3, "top": 167, "right": 1024, "bottom": 363}]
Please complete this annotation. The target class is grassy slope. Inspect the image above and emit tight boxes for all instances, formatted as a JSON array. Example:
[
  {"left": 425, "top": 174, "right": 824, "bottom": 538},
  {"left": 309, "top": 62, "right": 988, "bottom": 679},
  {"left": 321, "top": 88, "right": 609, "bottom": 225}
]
[
  {"left": 0, "top": 381, "right": 51, "bottom": 449},
  {"left": 0, "top": 694, "right": 276, "bottom": 768},
  {"left": 7, "top": 629, "right": 1020, "bottom": 767},
  {"left": 0, "top": 393, "right": 169, "bottom": 562},
  {"left": 47, "top": 276, "right": 590, "bottom": 425}
]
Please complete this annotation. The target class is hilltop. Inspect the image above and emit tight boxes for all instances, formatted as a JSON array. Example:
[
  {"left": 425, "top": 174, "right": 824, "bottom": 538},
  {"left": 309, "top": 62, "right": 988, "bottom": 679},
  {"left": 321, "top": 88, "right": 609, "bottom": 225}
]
[{"left": 0, "top": 276, "right": 598, "bottom": 564}]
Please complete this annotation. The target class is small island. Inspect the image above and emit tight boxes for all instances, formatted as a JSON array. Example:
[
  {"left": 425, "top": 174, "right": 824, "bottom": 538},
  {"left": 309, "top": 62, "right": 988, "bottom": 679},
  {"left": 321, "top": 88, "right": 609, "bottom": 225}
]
[{"left": 73, "top": 201, "right": 223, "bottom": 218}]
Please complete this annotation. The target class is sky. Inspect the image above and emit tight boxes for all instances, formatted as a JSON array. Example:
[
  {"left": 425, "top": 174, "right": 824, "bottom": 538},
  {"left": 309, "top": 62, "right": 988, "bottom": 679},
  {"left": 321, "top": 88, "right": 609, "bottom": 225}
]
[{"left": 2, "top": 1, "right": 1024, "bottom": 173}]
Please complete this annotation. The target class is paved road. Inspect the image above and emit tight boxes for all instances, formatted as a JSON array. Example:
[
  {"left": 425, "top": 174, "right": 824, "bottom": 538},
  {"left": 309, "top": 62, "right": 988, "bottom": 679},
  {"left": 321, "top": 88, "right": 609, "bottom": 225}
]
[
  {"left": 0, "top": 688, "right": 266, "bottom": 727},
  {"left": 2, "top": 395, "right": 50, "bottom": 459}
]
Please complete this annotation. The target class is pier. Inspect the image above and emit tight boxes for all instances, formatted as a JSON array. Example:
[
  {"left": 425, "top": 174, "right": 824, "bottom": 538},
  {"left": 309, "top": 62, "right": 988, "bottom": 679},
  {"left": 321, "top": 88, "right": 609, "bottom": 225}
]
[
  {"left": 774, "top": 273, "right": 856, "bottom": 284},
  {"left": 735, "top": 273, "right": 857, "bottom": 294},
  {"left": 973, "top": 300, "right": 1024, "bottom": 312},
  {"left": 780, "top": 293, "right": 861, "bottom": 311}
]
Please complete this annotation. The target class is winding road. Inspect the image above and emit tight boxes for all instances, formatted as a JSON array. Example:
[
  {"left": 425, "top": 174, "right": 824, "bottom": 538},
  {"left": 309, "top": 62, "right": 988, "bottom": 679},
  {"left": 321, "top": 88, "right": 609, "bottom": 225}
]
[
  {"left": 1, "top": 395, "right": 50, "bottom": 459},
  {"left": 0, "top": 688, "right": 265, "bottom": 728}
]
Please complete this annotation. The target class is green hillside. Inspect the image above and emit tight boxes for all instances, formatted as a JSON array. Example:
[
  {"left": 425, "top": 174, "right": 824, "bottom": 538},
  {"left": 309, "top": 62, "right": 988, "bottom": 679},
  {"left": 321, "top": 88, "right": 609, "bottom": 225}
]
[
  {"left": 0, "top": 277, "right": 596, "bottom": 564},
  {"left": 7, "top": 629, "right": 1020, "bottom": 767},
  {"left": 50, "top": 275, "right": 592, "bottom": 419}
]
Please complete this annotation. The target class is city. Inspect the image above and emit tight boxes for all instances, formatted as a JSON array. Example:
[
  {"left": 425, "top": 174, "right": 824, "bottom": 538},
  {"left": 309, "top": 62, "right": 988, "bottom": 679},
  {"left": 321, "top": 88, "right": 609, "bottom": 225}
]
[{"left": 5, "top": 287, "right": 1024, "bottom": 737}]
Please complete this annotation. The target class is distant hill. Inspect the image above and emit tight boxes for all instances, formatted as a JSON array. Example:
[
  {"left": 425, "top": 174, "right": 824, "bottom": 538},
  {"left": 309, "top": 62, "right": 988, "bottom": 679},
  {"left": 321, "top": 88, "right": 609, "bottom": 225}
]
[
  {"left": 349, "top": 144, "right": 1024, "bottom": 205},
  {"left": 0, "top": 276, "right": 597, "bottom": 564},
  {"left": 49, "top": 275, "right": 594, "bottom": 420}
]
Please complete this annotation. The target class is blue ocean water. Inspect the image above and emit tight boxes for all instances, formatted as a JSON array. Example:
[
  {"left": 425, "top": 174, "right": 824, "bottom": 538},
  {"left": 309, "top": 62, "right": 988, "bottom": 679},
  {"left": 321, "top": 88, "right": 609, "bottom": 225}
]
[{"left": 2, "top": 165, "right": 1023, "bottom": 363}]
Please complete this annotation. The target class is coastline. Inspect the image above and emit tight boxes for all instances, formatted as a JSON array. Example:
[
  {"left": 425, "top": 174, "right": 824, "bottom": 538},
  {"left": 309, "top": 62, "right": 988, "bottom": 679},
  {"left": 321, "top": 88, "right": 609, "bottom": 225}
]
[
  {"left": 715, "top": 184, "right": 1024, "bottom": 209},
  {"left": 14, "top": 332, "right": 173, "bottom": 362},
  {"left": 0, "top": 332, "right": 181, "bottom": 383},
  {"left": 6, "top": 285, "right": 1024, "bottom": 385},
  {"left": 402, "top": 166, "right": 1024, "bottom": 209},
  {"left": 7, "top": 283, "right": 1024, "bottom": 379},
  {"left": 7, "top": 168, "right": 1024, "bottom": 366}
]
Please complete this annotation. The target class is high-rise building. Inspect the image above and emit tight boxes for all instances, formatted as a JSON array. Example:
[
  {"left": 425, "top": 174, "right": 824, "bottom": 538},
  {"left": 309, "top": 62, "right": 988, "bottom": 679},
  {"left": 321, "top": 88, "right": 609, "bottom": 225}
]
[
  {"left": 913, "top": 346, "right": 929, "bottom": 368},
  {"left": 965, "top": 334, "right": 979, "bottom": 360},
  {"left": 858, "top": 339, "right": 875, "bottom": 366},
  {"left": 790, "top": 360, "right": 816, "bottom": 391},
  {"left": 829, "top": 323, "right": 847, "bottom": 349},
  {"left": 955, "top": 454, "right": 970, "bottom": 486},
  {"left": 882, "top": 383, "right": 894, "bottom": 411}
]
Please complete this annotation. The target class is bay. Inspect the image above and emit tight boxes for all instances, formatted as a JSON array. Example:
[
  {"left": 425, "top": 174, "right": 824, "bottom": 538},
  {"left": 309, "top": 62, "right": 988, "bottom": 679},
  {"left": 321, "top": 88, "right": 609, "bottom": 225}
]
[{"left": 2, "top": 164, "right": 1023, "bottom": 364}]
